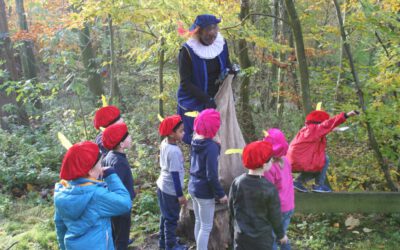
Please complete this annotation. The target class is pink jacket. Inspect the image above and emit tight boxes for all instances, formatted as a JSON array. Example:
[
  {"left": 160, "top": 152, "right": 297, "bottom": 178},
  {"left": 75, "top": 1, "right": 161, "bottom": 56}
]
[
  {"left": 287, "top": 113, "right": 346, "bottom": 172},
  {"left": 264, "top": 157, "right": 295, "bottom": 213}
]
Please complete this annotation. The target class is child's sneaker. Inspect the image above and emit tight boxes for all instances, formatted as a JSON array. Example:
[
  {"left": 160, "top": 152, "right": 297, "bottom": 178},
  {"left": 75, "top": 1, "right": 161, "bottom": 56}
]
[
  {"left": 312, "top": 184, "right": 332, "bottom": 193},
  {"left": 294, "top": 181, "right": 308, "bottom": 192}
]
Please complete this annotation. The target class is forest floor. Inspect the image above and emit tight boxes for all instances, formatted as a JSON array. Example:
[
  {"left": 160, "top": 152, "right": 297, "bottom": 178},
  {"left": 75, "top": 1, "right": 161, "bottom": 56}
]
[{"left": 1, "top": 192, "right": 400, "bottom": 250}]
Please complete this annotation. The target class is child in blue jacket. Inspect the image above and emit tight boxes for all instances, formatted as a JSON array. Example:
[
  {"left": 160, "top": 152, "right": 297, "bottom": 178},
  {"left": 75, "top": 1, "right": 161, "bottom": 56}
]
[
  {"left": 189, "top": 109, "right": 227, "bottom": 250},
  {"left": 54, "top": 141, "right": 131, "bottom": 250},
  {"left": 102, "top": 123, "right": 135, "bottom": 250}
]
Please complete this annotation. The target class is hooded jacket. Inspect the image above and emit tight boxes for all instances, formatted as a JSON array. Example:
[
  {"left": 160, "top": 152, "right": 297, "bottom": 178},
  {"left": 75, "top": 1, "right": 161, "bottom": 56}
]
[
  {"left": 287, "top": 112, "right": 346, "bottom": 172},
  {"left": 54, "top": 174, "right": 131, "bottom": 250},
  {"left": 189, "top": 138, "right": 225, "bottom": 199}
]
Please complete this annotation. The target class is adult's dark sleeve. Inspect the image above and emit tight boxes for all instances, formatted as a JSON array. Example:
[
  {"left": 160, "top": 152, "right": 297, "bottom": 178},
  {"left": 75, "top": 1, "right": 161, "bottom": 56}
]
[
  {"left": 267, "top": 186, "right": 284, "bottom": 240},
  {"left": 179, "top": 47, "right": 211, "bottom": 104}
]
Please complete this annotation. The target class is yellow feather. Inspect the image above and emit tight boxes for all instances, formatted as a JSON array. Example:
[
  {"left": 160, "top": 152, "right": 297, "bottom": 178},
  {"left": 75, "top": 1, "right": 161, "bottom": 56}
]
[
  {"left": 58, "top": 132, "right": 73, "bottom": 149},
  {"left": 316, "top": 102, "right": 322, "bottom": 111},
  {"left": 263, "top": 130, "right": 269, "bottom": 137},
  {"left": 225, "top": 148, "right": 243, "bottom": 155},
  {"left": 101, "top": 95, "right": 108, "bottom": 107},
  {"left": 158, "top": 114, "right": 164, "bottom": 122},
  {"left": 184, "top": 111, "right": 199, "bottom": 117}
]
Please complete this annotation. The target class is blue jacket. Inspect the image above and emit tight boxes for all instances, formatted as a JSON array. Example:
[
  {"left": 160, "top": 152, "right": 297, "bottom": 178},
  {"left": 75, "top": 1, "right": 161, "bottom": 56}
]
[
  {"left": 103, "top": 151, "right": 136, "bottom": 200},
  {"left": 54, "top": 174, "right": 131, "bottom": 250},
  {"left": 189, "top": 139, "right": 225, "bottom": 199}
]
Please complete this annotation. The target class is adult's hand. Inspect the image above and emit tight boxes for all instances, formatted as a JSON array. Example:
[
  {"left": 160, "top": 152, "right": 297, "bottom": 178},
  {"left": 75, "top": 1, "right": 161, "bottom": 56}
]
[
  {"left": 346, "top": 110, "right": 359, "bottom": 118},
  {"left": 205, "top": 98, "right": 217, "bottom": 109},
  {"left": 219, "top": 195, "right": 228, "bottom": 204}
]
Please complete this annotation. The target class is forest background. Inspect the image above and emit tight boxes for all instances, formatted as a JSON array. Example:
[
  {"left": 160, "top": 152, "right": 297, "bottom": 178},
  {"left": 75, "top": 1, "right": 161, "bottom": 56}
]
[{"left": 0, "top": 0, "right": 399, "bottom": 249}]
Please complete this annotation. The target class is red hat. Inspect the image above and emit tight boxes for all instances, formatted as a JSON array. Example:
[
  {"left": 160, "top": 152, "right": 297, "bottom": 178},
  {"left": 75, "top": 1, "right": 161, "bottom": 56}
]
[
  {"left": 194, "top": 109, "right": 221, "bottom": 138},
  {"left": 60, "top": 141, "right": 101, "bottom": 180},
  {"left": 242, "top": 141, "right": 273, "bottom": 170},
  {"left": 102, "top": 122, "right": 129, "bottom": 150},
  {"left": 305, "top": 110, "right": 330, "bottom": 124},
  {"left": 93, "top": 106, "right": 121, "bottom": 130},
  {"left": 159, "top": 115, "right": 182, "bottom": 136}
]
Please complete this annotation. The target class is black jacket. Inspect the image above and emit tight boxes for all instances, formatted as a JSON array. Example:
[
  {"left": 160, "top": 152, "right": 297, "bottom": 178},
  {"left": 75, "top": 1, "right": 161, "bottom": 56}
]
[{"left": 229, "top": 174, "right": 284, "bottom": 250}]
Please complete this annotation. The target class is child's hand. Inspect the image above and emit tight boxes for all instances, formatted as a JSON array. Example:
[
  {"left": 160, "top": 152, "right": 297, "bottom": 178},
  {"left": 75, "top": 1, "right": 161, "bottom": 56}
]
[
  {"left": 346, "top": 110, "right": 359, "bottom": 117},
  {"left": 219, "top": 195, "right": 228, "bottom": 204},
  {"left": 279, "top": 235, "right": 288, "bottom": 244},
  {"left": 178, "top": 196, "right": 187, "bottom": 206}
]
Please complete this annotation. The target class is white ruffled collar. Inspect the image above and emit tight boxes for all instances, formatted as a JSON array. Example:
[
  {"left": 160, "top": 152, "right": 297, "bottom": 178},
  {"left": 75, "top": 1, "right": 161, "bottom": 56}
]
[{"left": 186, "top": 33, "right": 225, "bottom": 59}]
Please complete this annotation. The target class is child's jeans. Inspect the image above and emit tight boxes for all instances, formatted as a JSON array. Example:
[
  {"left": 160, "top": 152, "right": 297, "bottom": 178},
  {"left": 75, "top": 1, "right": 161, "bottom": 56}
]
[
  {"left": 112, "top": 211, "right": 131, "bottom": 250},
  {"left": 157, "top": 188, "right": 181, "bottom": 249},
  {"left": 190, "top": 194, "right": 215, "bottom": 250},
  {"left": 296, "top": 155, "right": 330, "bottom": 186},
  {"left": 272, "top": 209, "right": 294, "bottom": 250}
]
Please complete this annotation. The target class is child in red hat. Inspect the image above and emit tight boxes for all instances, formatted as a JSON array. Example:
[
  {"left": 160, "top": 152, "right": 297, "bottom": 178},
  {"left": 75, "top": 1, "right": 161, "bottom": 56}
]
[
  {"left": 229, "top": 141, "right": 288, "bottom": 250},
  {"left": 54, "top": 141, "right": 131, "bottom": 250},
  {"left": 93, "top": 105, "right": 124, "bottom": 157},
  {"left": 102, "top": 122, "right": 135, "bottom": 249},
  {"left": 287, "top": 110, "right": 358, "bottom": 193},
  {"left": 156, "top": 115, "right": 188, "bottom": 250}
]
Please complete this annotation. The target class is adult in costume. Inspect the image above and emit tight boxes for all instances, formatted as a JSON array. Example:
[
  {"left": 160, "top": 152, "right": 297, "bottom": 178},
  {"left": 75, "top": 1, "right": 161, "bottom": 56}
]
[{"left": 177, "top": 14, "right": 232, "bottom": 144}]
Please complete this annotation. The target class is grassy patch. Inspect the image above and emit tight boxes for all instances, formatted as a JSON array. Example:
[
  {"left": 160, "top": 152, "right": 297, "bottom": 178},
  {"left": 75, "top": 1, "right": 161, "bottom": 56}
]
[{"left": 0, "top": 193, "right": 57, "bottom": 250}]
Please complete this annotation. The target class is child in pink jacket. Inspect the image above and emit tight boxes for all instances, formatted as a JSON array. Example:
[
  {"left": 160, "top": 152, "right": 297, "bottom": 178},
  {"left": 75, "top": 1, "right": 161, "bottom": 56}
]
[{"left": 263, "top": 128, "right": 294, "bottom": 250}]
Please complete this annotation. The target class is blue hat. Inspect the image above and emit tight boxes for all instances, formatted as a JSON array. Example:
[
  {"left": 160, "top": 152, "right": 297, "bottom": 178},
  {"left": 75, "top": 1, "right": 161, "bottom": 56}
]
[{"left": 189, "top": 14, "right": 221, "bottom": 31}]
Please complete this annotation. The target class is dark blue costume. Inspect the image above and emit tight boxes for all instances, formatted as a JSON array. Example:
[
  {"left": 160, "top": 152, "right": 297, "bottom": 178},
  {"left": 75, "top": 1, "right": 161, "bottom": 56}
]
[
  {"left": 103, "top": 151, "right": 135, "bottom": 250},
  {"left": 176, "top": 15, "right": 231, "bottom": 145}
]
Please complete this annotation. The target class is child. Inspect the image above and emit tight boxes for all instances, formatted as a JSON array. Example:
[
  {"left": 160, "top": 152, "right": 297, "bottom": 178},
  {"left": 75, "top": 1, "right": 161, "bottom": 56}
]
[
  {"left": 93, "top": 105, "right": 124, "bottom": 157},
  {"left": 287, "top": 110, "right": 358, "bottom": 192},
  {"left": 54, "top": 141, "right": 131, "bottom": 250},
  {"left": 188, "top": 108, "right": 227, "bottom": 250},
  {"left": 263, "top": 128, "right": 294, "bottom": 250},
  {"left": 229, "top": 141, "right": 288, "bottom": 250},
  {"left": 156, "top": 115, "right": 188, "bottom": 250},
  {"left": 102, "top": 123, "right": 135, "bottom": 250}
]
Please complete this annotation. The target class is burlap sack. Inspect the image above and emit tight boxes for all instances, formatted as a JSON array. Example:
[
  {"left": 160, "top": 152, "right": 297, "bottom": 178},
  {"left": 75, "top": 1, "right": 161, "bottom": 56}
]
[{"left": 214, "top": 74, "right": 247, "bottom": 192}]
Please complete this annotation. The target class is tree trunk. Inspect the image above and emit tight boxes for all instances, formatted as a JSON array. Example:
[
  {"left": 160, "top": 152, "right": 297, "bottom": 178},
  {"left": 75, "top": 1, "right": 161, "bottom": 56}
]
[
  {"left": 0, "top": 0, "right": 18, "bottom": 81},
  {"left": 158, "top": 37, "right": 165, "bottom": 119},
  {"left": 15, "top": 0, "right": 41, "bottom": 109},
  {"left": 78, "top": 24, "right": 104, "bottom": 97},
  {"left": 268, "top": 0, "right": 279, "bottom": 109},
  {"left": 276, "top": 0, "right": 290, "bottom": 124},
  {"left": 283, "top": 0, "right": 312, "bottom": 115},
  {"left": 107, "top": 15, "right": 121, "bottom": 105},
  {"left": 333, "top": 0, "right": 398, "bottom": 191},
  {"left": 335, "top": 1, "right": 346, "bottom": 103},
  {"left": 238, "top": 0, "right": 256, "bottom": 142},
  {"left": 0, "top": 0, "right": 28, "bottom": 127}
]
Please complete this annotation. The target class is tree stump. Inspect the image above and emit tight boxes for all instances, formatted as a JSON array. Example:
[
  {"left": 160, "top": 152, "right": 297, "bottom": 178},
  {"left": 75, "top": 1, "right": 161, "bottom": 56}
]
[{"left": 177, "top": 199, "right": 231, "bottom": 250}]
